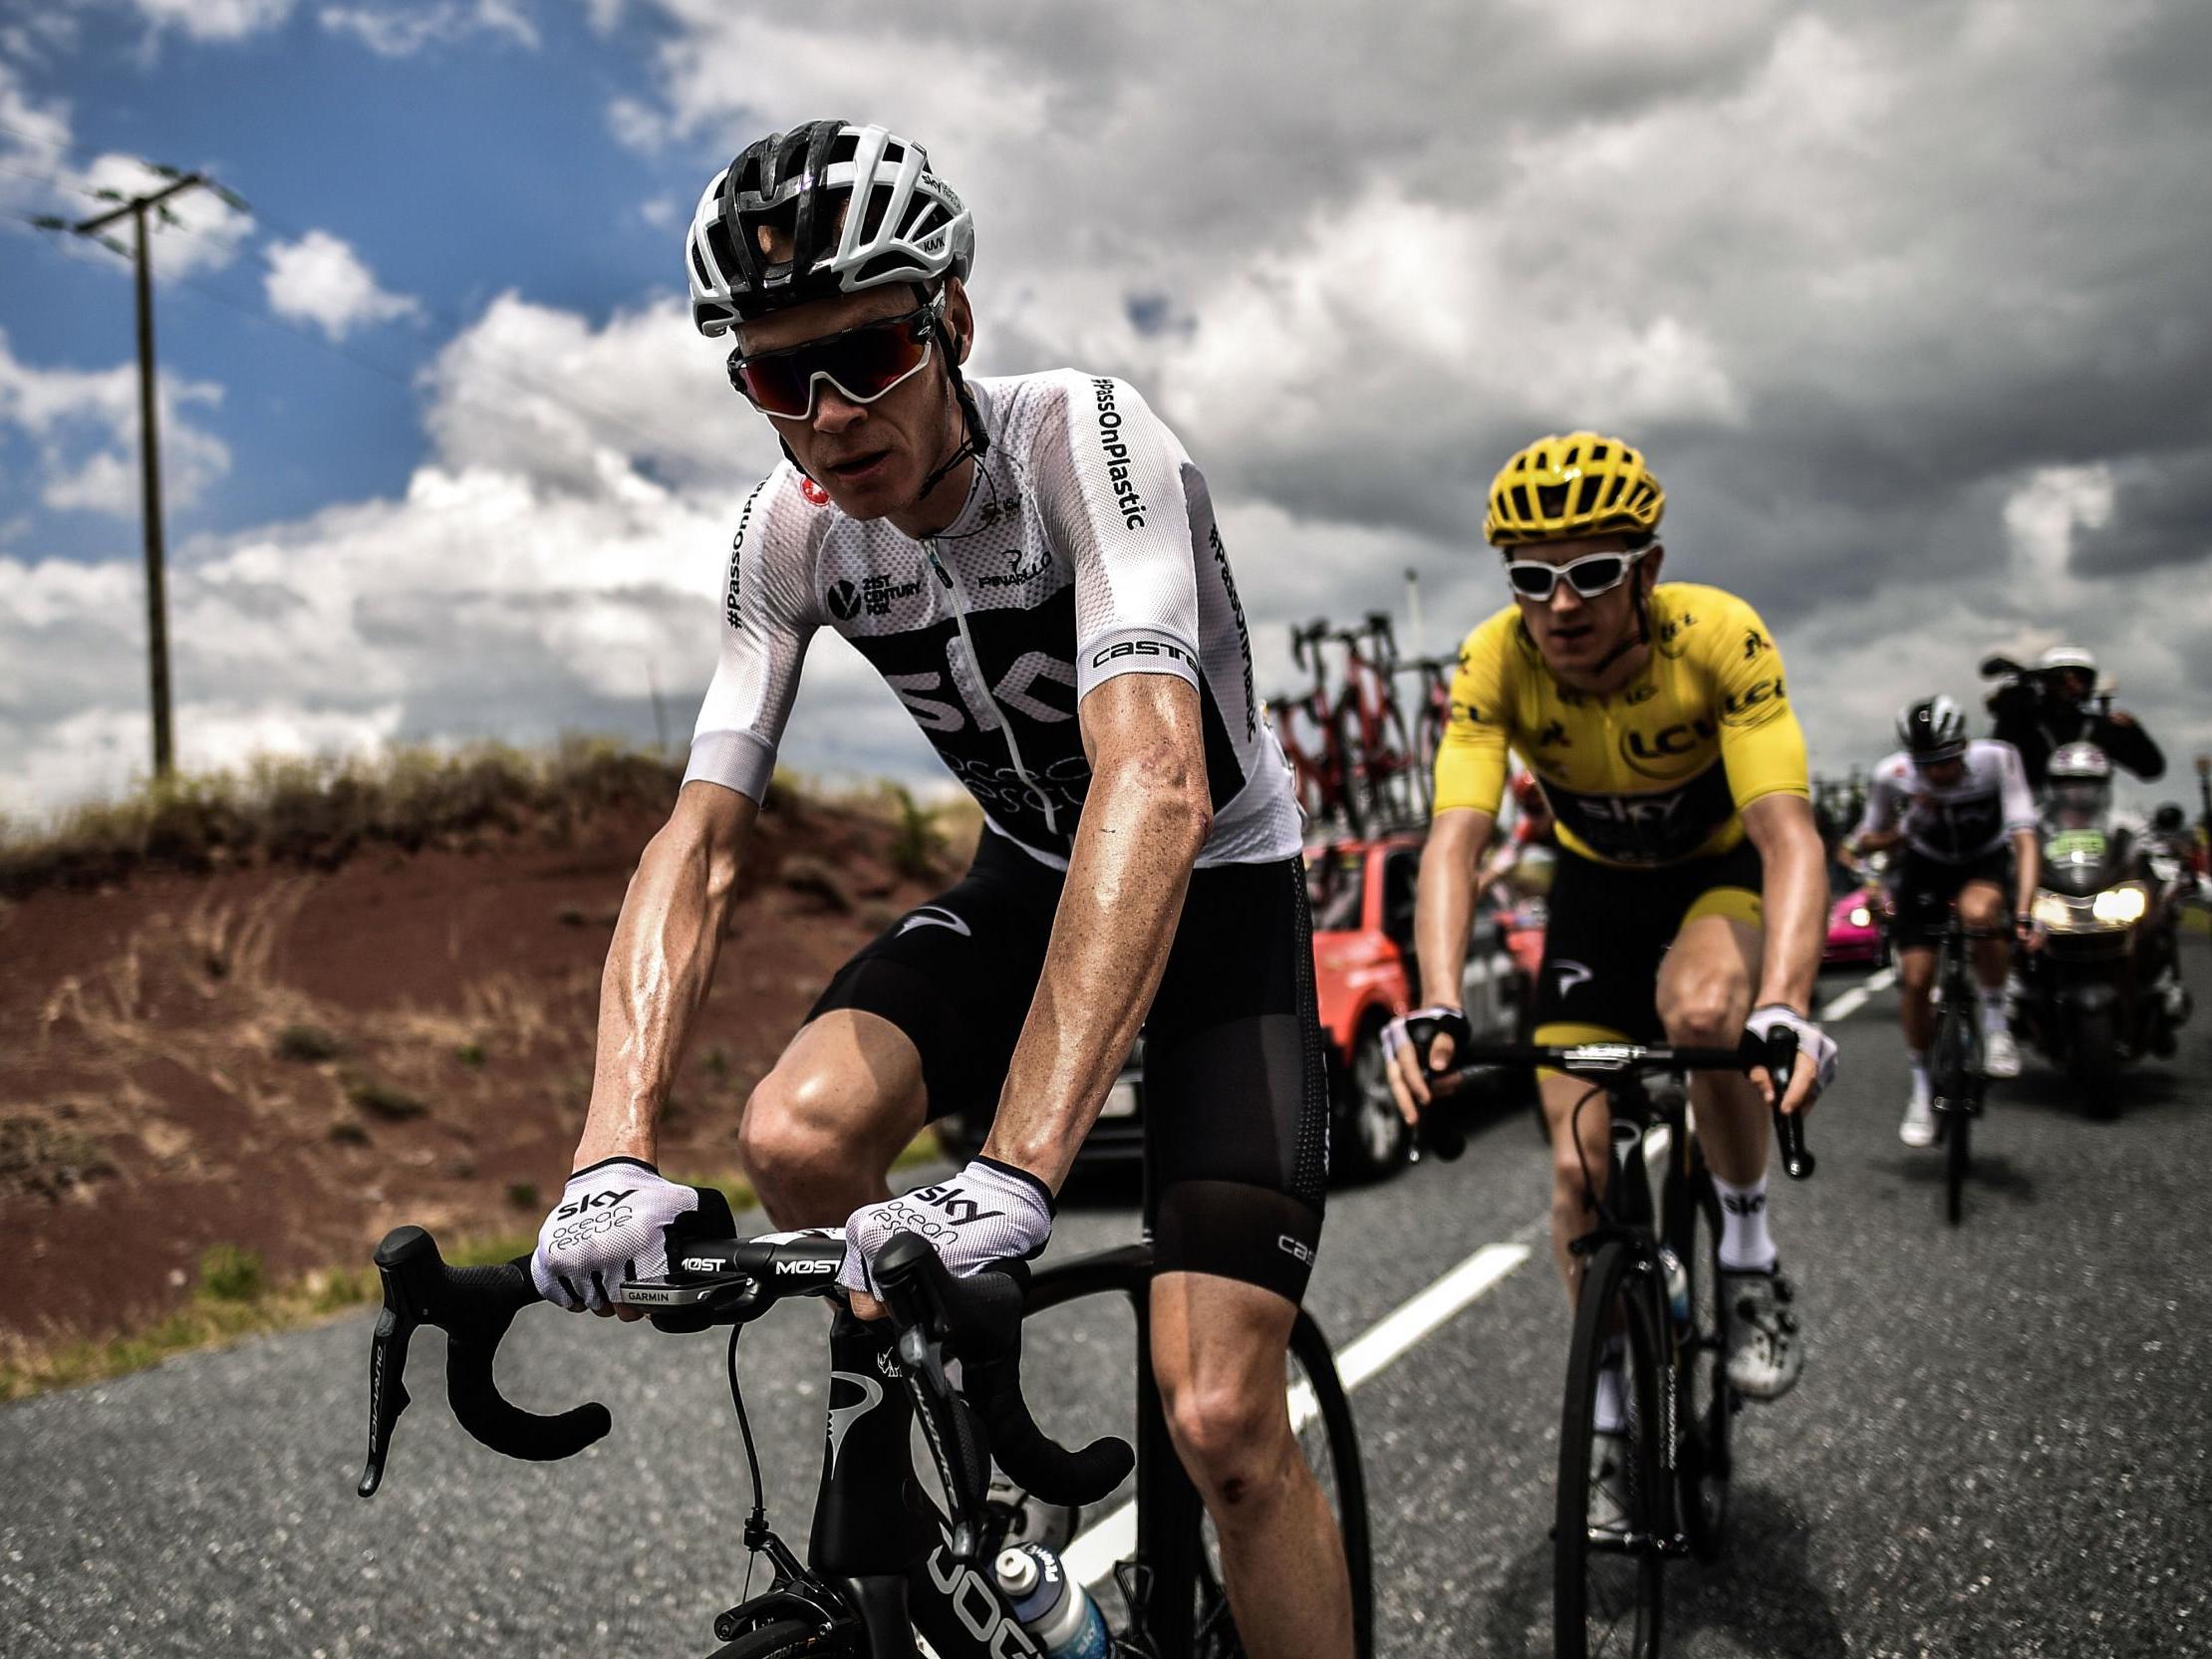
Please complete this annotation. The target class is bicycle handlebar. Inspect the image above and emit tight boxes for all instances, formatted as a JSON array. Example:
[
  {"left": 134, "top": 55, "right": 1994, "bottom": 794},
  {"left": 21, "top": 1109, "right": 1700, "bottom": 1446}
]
[
  {"left": 356, "top": 1223, "right": 1133, "bottom": 1568},
  {"left": 357, "top": 1226, "right": 611, "bottom": 1499},
  {"left": 1416, "top": 1030, "right": 1814, "bottom": 1180}
]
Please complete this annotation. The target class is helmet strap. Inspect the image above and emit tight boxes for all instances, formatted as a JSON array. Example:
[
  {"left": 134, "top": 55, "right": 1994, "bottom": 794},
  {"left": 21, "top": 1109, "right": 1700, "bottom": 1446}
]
[
  {"left": 1585, "top": 556, "right": 1654, "bottom": 680},
  {"left": 912, "top": 305, "right": 990, "bottom": 509}
]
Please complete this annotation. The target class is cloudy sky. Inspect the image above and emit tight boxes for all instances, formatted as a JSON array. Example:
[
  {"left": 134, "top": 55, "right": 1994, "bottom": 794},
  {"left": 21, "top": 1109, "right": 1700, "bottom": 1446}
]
[{"left": 4, "top": 0, "right": 2211, "bottom": 823}]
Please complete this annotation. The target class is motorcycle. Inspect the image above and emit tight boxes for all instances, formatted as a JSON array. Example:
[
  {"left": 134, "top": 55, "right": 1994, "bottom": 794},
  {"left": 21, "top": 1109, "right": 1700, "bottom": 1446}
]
[{"left": 2016, "top": 807, "right": 2194, "bottom": 1115}]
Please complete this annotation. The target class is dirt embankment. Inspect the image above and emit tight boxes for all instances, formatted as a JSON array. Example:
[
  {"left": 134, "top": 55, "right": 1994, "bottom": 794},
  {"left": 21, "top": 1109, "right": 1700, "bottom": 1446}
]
[{"left": 0, "top": 791, "right": 969, "bottom": 1351}]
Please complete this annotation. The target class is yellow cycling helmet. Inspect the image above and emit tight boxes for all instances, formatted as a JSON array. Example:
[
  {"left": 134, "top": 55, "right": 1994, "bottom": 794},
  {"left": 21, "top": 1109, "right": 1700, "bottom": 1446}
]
[{"left": 1485, "top": 430, "right": 1665, "bottom": 546}]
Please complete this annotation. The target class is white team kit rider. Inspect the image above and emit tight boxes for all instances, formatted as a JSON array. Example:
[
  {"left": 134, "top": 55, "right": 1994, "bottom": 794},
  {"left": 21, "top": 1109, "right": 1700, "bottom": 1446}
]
[
  {"left": 524, "top": 122, "right": 1352, "bottom": 1658},
  {"left": 1846, "top": 697, "right": 2040, "bottom": 1146}
]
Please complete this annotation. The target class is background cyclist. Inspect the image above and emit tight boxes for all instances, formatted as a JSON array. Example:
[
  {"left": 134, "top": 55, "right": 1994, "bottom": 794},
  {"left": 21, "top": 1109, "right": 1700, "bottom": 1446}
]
[
  {"left": 1383, "top": 432, "right": 1837, "bottom": 1454},
  {"left": 1845, "top": 697, "right": 2039, "bottom": 1145},
  {"left": 522, "top": 121, "right": 1350, "bottom": 1659}
]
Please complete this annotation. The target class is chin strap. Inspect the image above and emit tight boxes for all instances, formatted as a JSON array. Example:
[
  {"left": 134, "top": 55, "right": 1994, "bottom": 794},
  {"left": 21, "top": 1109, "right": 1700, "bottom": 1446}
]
[
  {"left": 913, "top": 309, "right": 990, "bottom": 507},
  {"left": 1586, "top": 558, "right": 1655, "bottom": 679}
]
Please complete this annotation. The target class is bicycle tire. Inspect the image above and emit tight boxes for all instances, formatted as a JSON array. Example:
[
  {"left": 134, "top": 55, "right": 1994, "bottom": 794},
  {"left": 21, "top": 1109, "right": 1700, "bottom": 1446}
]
[
  {"left": 1329, "top": 698, "right": 1370, "bottom": 839},
  {"left": 1364, "top": 700, "right": 1422, "bottom": 831},
  {"left": 1932, "top": 994, "right": 1977, "bottom": 1226},
  {"left": 1023, "top": 1252, "right": 1374, "bottom": 1659},
  {"left": 1413, "top": 700, "right": 1446, "bottom": 815},
  {"left": 705, "top": 1619, "right": 846, "bottom": 1659},
  {"left": 1672, "top": 1159, "right": 1733, "bottom": 1559},
  {"left": 1555, "top": 1239, "right": 1664, "bottom": 1659}
]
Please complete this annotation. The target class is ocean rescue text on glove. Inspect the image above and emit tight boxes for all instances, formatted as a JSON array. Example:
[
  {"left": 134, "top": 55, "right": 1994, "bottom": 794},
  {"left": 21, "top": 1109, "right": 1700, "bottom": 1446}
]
[
  {"left": 530, "top": 1157, "right": 735, "bottom": 1312},
  {"left": 838, "top": 1158, "right": 1055, "bottom": 1297}
]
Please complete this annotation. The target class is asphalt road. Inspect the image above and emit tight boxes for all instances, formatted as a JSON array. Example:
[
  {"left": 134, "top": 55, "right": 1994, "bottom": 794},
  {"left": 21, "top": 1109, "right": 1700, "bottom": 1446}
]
[{"left": 3, "top": 942, "right": 2207, "bottom": 1658}]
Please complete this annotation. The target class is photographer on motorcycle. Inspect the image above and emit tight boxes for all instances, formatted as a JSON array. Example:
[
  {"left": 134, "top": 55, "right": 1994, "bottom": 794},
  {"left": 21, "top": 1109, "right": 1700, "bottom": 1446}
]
[{"left": 1983, "top": 645, "right": 2164, "bottom": 790}]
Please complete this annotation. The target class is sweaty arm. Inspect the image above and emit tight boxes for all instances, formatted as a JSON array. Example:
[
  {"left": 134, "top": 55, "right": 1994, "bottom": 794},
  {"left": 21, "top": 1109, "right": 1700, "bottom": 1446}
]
[
  {"left": 574, "top": 784, "right": 758, "bottom": 1169},
  {"left": 578, "top": 473, "right": 817, "bottom": 1167},
  {"left": 981, "top": 673, "right": 1212, "bottom": 1188}
]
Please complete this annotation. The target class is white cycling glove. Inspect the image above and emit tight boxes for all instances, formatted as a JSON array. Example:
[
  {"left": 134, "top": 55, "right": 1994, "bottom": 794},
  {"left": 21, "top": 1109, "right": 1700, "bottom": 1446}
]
[
  {"left": 838, "top": 1158, "right": 1054, "bottom": 1297},
  {"left": 530, "top": 1157, "right": 734, "bottom": 1312},
  {"left": 1744, "top": 1005, "right": 1838, "bottom": 1101}
]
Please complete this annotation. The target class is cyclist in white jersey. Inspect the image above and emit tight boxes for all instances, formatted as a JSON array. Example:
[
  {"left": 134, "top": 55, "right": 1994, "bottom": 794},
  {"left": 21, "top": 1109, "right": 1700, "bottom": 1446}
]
[
  {"left": 1847, "top": 696, "right": 2040, "bottom": 1143},
  {"left": 526, "top": 122, "right": 1350, "bottom": 1659}
]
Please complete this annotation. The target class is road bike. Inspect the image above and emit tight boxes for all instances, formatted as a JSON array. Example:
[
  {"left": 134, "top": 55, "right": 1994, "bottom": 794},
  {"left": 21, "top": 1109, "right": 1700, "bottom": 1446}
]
[
  {"left": 357, "top": 1193, "right": 1371, "bottom": 1656},
  {"left": 1327, "top": 613, "right": 1422, "bottom": 832},
  {"left": 1274, "top": 618, "right": 1362, "bottom": 836},
  {"left": 1419, "top": 1034, "right": 1814, "bottom": 1659},
  {"left": 1394, "top": 651, "right": 1459, "bottom": 814},
  {"left": 1925, "top": 912, "right": 2004, "bottom": 1227}
]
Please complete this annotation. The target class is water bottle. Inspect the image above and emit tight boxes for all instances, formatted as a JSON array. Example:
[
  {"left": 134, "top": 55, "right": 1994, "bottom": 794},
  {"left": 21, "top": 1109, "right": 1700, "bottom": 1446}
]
[
  {"left": 993, "top": 1542, "right": 1110, "bottom": 1659},
  {"left": 1656, "top": 1245, "right": 1691, "bottom": 1333}
]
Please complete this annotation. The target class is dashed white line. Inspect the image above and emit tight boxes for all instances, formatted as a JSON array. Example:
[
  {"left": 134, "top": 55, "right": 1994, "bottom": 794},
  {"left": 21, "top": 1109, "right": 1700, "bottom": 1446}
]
[
  {"left": 1819, "top": 966, "right": 1896, "bottom": 1023},
  {"left": 1061, "top": 1236, "right": 1537, "bottom": 1587}
]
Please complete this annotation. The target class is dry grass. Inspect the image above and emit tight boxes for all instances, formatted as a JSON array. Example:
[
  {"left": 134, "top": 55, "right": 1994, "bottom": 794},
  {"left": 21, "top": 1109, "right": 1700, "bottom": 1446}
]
[
  {"left": 0, "top": 738, "right": 686, "bottom": 900},
  {"left": 0, "top": 1133, "right": 944, "bottom": 1402}
]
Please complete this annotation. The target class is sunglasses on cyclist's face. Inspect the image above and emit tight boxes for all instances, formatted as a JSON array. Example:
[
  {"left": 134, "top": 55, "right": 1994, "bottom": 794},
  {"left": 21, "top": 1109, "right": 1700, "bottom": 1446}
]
[
  {"left": 725, "top": 299, "right": 939, "bottom": 420},
  {"left": 1502, "top": 549, "right": 1645, "bottom": 603}
]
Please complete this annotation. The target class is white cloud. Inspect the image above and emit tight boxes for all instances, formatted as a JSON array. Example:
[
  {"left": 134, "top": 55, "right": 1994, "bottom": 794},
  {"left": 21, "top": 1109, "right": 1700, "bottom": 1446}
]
[
  {"left": 262, "top": 229, "right": 419, "bottom": 340},
  {"left": 318, "top": 0, "right": 539, "bottom": 57},
  {"left": 126, "top": 0, "right": 295, "bottom": 42},
  {"left": 0, "top": 330, "right": 230, "bottom": 516}
]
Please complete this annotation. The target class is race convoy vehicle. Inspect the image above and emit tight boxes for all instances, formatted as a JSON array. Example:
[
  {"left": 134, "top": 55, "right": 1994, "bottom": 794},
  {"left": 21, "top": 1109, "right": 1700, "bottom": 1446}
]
[
  {"left": 1823, "top": 858, "right": 1887, "bottom": 968},
  {"left": 940, "top": 832, "right": 1538, "bottom": 1183}
]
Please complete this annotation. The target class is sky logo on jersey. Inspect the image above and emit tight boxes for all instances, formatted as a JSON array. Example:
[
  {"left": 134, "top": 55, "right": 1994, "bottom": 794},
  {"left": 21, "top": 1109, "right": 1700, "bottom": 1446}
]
[{"left": 1091, "top": 377, "right": 1149, "bottom": 529}]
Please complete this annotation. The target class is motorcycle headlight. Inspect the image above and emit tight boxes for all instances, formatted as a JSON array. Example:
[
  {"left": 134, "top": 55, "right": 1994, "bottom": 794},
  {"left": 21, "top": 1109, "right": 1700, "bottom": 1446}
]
[
  {"left": 2091, "top": 882, "right": 2148, "bottom": 925},
  {"left": 1848, "top": 906, "right": 1872, "bottom": 928},
  {"left": 2031, "top": 891, "right": 2074, "bottom": 930}
]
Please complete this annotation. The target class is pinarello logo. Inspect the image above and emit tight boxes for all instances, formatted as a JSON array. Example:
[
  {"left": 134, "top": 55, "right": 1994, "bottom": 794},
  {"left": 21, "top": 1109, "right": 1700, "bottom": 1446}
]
[{"left": 799, "top": 476, "right": 831, "bottom": 506}]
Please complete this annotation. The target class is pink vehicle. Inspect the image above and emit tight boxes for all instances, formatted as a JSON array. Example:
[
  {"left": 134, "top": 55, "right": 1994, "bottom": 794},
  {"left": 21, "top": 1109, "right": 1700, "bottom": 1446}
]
[{"left": 1823, "top": 858, "right": 1886, "bottom": 968}]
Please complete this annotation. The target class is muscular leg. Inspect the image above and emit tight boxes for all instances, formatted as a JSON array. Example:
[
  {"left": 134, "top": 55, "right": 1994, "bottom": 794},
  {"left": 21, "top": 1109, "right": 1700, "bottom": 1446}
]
[
  {"left": 1151, "top": 1270, "right": 1354, "bottom": 1659},
  {"left": 738, "top": 1009, "right": 930, "bottom": 1229},
  {"left": 1656, "top": 913, "right": 1764, "bottom": 1188},
  {"left": 1897, "top": 945, "right": 1938, "bottom": 1052},
  {"left": 1538, "top": 1041, "right": 1621, "bottom": 1299},
  {"left": 1958, "top": 879, "right": 2011, "bottom": 989}
]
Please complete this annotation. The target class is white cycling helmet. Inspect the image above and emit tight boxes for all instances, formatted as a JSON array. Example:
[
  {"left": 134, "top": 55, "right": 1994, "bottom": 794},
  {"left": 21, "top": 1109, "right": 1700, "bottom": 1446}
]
[
  {"left": 688, "top": 121, "right": 973, "bottom": 338},
  {"left": 2037, "top": 644, "right": 2098, "bottom": 677},
  {"left": 2047, "top": 741, "right": 2111, "bottom": 782}
]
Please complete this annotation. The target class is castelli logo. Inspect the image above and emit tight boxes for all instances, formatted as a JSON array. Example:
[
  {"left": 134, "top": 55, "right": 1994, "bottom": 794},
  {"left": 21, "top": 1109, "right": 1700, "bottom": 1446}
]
[{"left": 799, "top": 476, "right": 831, "bottom": 506}]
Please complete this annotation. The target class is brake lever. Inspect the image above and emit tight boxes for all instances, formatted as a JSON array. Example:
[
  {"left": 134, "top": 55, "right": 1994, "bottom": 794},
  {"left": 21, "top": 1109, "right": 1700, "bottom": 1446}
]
[
  {"left": 358, "top": 1225, "right": 612, "bottom": 1499},
  {"left": 1751, "top": 1028, "right": 1816, "bottom": 1180}
]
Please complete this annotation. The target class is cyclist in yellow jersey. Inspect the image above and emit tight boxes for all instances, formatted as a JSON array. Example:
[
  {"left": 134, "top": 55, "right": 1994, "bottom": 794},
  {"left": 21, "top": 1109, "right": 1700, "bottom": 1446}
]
[{"left": 1384, "top": 431, "right": 1837, "bottom": 1413}]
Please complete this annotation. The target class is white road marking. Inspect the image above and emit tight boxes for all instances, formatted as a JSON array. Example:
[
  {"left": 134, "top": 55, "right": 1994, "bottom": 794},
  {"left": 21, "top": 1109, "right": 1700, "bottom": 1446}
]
[
  {"left": 1060, "top": 1237, "right": 1535, "bottom": 1587},
  {"left": 1819, "top": 966, "right": 1896, "bottom": 1022}
]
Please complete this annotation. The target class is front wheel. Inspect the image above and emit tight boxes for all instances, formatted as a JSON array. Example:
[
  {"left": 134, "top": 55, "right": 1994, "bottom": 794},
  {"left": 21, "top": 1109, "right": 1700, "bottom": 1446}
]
[
  {"left": 2070, "top": 1007, "right": 2123, "bottom": 1119},
  {"left": 706, "top": 1619, "right": 846, "bottom": 1659},
  {"left": 1555, "top": 1240, "right": 1665, "bottom": 1659},
  {"left": 1673, "top": 1164, "right": 1733, "bottom": 1558},
  {"left": 1944, "top": 1100, "right": 1972, "bottom": 1227}
]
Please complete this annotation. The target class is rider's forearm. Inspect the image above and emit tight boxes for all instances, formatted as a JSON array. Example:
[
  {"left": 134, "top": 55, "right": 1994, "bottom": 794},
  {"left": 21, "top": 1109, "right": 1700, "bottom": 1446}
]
[
  {"left": 573, "top": 791, "right": 757, "bottom": 1169},
  {"left": 2011, "top": 828, "right": 2040, "bottom": 914},
  {"left": 981, "top": 748, "right": 1209, "bottom": 1191},
  {"left": 1416, "top": 809, "right": 1495, "bottom": 1008},
  {"left": 1746, "top": 796, "right": 1825, "bottom": 1014}
]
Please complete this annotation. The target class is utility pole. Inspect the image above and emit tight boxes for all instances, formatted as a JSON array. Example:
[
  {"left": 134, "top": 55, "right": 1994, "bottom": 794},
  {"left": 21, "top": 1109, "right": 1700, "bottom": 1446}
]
[{"left": 41, "top": 167, "right": 242, "bottom": 781}]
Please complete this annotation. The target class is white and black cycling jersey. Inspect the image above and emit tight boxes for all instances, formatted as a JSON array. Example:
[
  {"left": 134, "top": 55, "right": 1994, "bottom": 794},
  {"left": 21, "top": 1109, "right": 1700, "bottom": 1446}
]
[
  {"left": 1856, "top": 739, "right": 2037, "bottom": 864},
  {"left": 684, "top": 369, "right": 1300, "bottom": 869}
]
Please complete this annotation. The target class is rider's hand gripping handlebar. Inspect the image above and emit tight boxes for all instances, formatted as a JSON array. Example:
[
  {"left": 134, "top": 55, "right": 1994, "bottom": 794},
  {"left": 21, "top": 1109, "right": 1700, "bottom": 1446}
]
[{"left": 358, "top": 1225, "right": 611, "bottom": 1499}]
